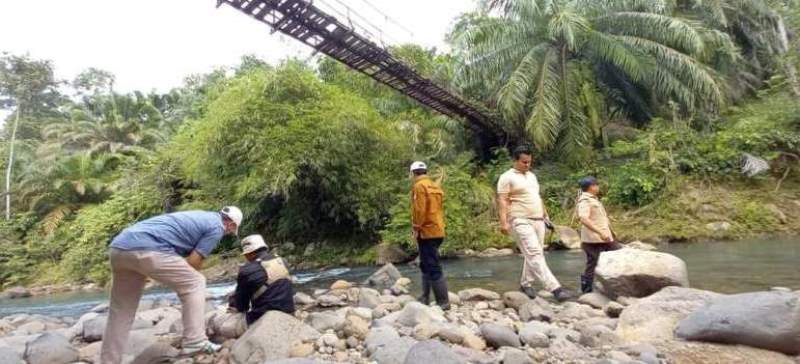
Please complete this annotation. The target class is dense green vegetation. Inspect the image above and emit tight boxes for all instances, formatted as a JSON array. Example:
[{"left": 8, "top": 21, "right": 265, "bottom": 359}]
[{"left": 1, "top": 0, "right": 799, "bottom": 288}]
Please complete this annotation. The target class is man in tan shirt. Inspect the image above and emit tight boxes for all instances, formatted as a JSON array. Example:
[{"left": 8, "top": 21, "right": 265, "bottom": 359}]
[
  {"left": 497, "top": 146, "right": 574, "bottom": 302},
  {"left": 576, "top": 177, "right": 621, "bottom": 293}
]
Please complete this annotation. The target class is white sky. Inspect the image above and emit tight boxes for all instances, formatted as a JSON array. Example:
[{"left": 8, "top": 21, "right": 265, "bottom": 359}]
[{"left": 0, "top": 0, "right": 476, "bottom": 124}]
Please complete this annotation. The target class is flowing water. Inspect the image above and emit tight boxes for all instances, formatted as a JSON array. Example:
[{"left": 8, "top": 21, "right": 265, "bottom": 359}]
[{"left": 1, "top": 237, "right": 798, "bottom": 318}]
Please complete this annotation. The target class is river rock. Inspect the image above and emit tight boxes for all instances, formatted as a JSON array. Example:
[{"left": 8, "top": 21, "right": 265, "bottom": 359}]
[
  {"left": 230, "top": 311, "right": 320, "bottom": 364},
  {"left": 364, "top": 263, "right": 403, "bottom": 289},
  {"left": 436, "top": 325, "right": 466, "bottom": 344},
  {"left": 330, "top": 280, "right": 353, "bottom": 290},
  {"left": 462, "top": 333, "right": 487, "bottom": 351},
  {"left": 24, "top": 333, "right": 78, "bottom": 364},
  {"left": 130, "top": 342, "right": 179, "bottom": 364},
  {"left": 502, "top": 291, "right": 530, "bottom": 310},
  {"left": 499, "top": 347, "right": 533, "bottom": 364},
  {"left": 365, "top": 326, "right": 400, "bottom": 354},
  {"left": 451, "top": 346, "right": 494, "bottom": 364},
  {"left": 518, "top": 300, "right": 554, "bottom": 322},
  {"left": 12, "top": 321, "right": 46, "bottom": 336},
  {"left": 0, "top": 346, "right": 24, "bottom": 364},
  {"left": 675, "top": 291, "right": 800, "bottom": 355},
  {"left": 1, "top": 287, "right": 31, "bottom": 299},
  {"left": 578, "top": 292, "right": 611, "bottom": 309},
  {"left": 207, "top": 310, "right": 247, "bottom": 340},
  {"left": 480, "top": 323, "right": 520, "bottom": 348},
  {"left": 617, "top": 286, "right": 721, "bottom": 342},
  {"left": 371, "top": 336, "right": 417, "bottom": 364},
  {"left": 656, "top": 340, "right": 796, "bottom": 364},
  {"left": 288, "top": 342, "right": 314, "bottom": 358},
  {"left": 477, "top": 248, "right": 514, "bottom": 258},
  {"left": 603, "top": 302, "right": 624, "bottom": 318},
  {"left": 626, "top": 241, "right": 656, "bottom": 251},
  {"left": 403, "top": 340, "right": 465, "bottom": 364},
  {"left": 396, "top": 302, "right": 446, "bottom": 327},
  {"left": 316, "top": 294, "right": 347, "bottom": 307},
  {"left": 293, "top": 292, "right": 315, "bottom": 306},
  {"left": 578, "top": 324, "right": 621, "bottom": 347},
  {"left": 358, "top": 288, "right": 381, "bottom": 309},
  {"left": 376, "top": 243, "right": 411, "bottom": 264},
  {"left": 458, "top": 288, "right": 500, "bottom": 302},
  {"left": 262, "top": 359, "right": 325, "bottom": 364},
  {"left": 306, "top": 311, "right": 345, "bottom": 332},
  {"left": 595, "top": 248, "right": 689, "bottom": 298},
  {"left": 519, "top": 325, "right": 550, "bottom": 348},
  {"left": 78, "top": 342, "right": 102, "bottom": 363},
  {"left": 343, "top": 314, "right": 370, "bottom": 340},
  {"left": 553, "top": 226, "right": 581, "bottom": 249}
]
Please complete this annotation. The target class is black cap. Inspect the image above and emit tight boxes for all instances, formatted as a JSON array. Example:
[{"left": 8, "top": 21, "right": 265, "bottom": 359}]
[{"left": 578, "top": 176, "right": 598, "bottom": 191}]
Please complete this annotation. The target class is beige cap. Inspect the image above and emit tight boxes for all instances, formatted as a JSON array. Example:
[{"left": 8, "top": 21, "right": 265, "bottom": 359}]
[{"left": 240, "top": 234, "right": 268, "bottom": 255}]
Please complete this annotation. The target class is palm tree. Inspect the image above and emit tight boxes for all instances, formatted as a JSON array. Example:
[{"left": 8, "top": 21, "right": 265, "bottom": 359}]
[
  {"left": 451, "top": 0, "right": 731, "bottom": 157},
  {"left": 40, "top": 93, "right": 167, "bottom": 158}
]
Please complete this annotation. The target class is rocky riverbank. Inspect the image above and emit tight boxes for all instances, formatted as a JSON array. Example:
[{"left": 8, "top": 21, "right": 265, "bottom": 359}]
[{"left": 1, "top": 248, "right": 799, "bottom": 364}]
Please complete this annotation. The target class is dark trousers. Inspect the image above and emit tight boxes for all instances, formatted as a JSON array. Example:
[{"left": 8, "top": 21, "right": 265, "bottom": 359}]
[
  {"left": 418, "top": 238, "right": 444, "bottom": 281},
  {"left": 581, "top": 242, "right": 622, "bottom": 281}
]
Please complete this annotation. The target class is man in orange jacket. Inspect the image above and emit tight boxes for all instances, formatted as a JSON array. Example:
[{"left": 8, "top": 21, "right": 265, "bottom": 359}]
[{"left": 410, "top": 161, "right": 450, "bottom": 310}]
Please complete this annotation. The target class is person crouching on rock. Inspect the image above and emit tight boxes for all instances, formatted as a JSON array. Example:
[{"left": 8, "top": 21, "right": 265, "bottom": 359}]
[
  {"left": 410, "top": 161, "right": 450, "bottom": 310},
  {"left": 228, "top": 234, "right": 296, "bottom": 325},
  {"left": 576, "top": 177, "right": 622, "bottom": 293},
  {"left": 102, "top": 206, "right": 242, "bottom": 363}
]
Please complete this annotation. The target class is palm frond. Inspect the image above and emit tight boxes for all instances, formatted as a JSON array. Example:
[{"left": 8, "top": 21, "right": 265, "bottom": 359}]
[{"left": 525, "top": 48, "right": 562, "bottom": 149}]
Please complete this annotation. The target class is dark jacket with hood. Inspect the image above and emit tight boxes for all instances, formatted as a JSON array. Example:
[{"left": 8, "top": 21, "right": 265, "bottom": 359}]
[{"left": 228, "top": 249, "right": 295, "bottom": 324}]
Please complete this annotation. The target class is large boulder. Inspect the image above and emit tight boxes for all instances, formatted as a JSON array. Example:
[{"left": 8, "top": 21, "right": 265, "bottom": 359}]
[
  {"left": 595, "top": 248, "right": 689, "bottom": 298},
  {"left": 518, "top": 300, "right": 555, "bottom": 322},
  {"left": 502, "top": 291, "right": 530, "bottom": 310},
  {"left": 376, "top": 243, "right": 411, "bottom": 264},
  {"left": 675, "top": 291, "right": 800, "bottom": 355},
  {"left": 403, "top": 340, "right": 465, "bottom": 364},
  {"left": 0, "top": 346, "right": 24, "bottom": 364},
  {"left": 129, "top": 342, "right": 179, "bottom": 364},
  {"left": 358, "top": 287, "right": 381, "bottom": 309},
  {"left": 23, "top": 333, "right": 78, "bottom": 364},
  {"left": 364, "top": 264, "right": 403, "bottom": 289},
  {"left": 370, "top": 336, "right": 417, "bottom": 364},
  {"left": 656, "top": 340, "right": 796, "bottom": 364},
  {"left": 230, "top": 311, "right": 320, "bottom": 364},
  {"left": 617, "top": 286, "right": 721, "bottom": 342},
  {"left": 552, "top": 226, "right": 581, "bottom": 249}
]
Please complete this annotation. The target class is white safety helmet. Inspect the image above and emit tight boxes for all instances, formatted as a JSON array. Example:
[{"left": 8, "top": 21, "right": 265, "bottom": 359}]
[
  {"left": 220, "top": 206, "right": 243, "bottom": 234},
  {"left": 409, "top": 161, "right": 427, "bottom": 172},
  {"left": 240, "top": 234, "right": 268, "bottom": 255}
]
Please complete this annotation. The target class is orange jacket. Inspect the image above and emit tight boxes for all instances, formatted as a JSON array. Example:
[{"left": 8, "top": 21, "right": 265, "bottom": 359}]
[{"left": 412, "top": 176, "right": 445, "bottom": 239}]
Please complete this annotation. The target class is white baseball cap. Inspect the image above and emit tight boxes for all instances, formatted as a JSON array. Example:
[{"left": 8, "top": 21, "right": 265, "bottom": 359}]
[
  {"left": 240, "top": 234, "right": 268, "bottom": 255},
  {"left": 220, "top": 206, "right": 243, "bottom": 234},
  {"left": 409, "top": 161, "right": 427, "bottom": 172}
]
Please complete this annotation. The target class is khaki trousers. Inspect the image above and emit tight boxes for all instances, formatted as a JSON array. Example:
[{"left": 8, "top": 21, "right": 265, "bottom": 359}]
[
  {"left": 100, "top": 249, "right": 208, "bottom": 364},
  {"left": 511, "top": 218, "right": 561, "bottom": 292}
]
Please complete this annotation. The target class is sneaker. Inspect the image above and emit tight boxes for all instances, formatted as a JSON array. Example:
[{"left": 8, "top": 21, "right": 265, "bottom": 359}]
[
  {"left": 520, "top": 285, "right": 538, "bottom": 298},
  {"left": 552, "top": 287, "right": 575, "bottom": 302},
  {"left": 180, "top": 340, "right": 221, "bottom": 355}
]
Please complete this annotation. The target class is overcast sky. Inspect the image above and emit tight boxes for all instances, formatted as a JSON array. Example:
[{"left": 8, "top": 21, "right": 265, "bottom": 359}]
[{"left": 0, "top": 0, "right": 475, "bottom": 94}]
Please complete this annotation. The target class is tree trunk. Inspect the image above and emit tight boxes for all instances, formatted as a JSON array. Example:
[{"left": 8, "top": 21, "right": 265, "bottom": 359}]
[
  {"left": 5, "top": 104, "right": 21, "bottom": 220},
  {"left": 776, "top": 15, "right": 800, "bottom": 97}
]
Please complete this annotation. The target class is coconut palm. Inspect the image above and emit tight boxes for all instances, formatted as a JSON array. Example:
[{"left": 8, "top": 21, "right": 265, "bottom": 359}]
[{"left": 451, "top": 0, "right": 732, "bottom": 157}]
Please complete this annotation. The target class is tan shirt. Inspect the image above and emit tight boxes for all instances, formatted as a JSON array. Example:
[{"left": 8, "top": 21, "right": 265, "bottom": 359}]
[
  {"left": 576, "top": 192, "right": 612, "bottom": 243},
  {"left": 497, "top": 168, "right": 544, "bottom": 220}
]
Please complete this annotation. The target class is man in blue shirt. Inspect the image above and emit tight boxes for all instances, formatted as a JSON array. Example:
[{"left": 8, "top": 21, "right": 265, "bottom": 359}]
[{"left": 101, "top": 207, "right": 242, "bottom": 364}]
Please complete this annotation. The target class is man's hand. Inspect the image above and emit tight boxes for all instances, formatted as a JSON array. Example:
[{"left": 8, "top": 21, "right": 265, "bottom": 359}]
[
  {"left": 601, "top": 233, "right": 614, "bottom": 242},
  {"left": 186, "top": 250, "right": 205, "bottom": 271}
]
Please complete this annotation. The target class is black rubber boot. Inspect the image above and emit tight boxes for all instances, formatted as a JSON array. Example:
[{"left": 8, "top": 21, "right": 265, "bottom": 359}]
[
  {"left": 418, "top": 276, "right": 431, "bottom": 305},
  {"left": 520, "top": 285, "right": 538, "bottom": 298},
  {"left": 431, "top": 277, "right": 450, "bottom": 310},
  {"left": 552, "top": 287, "right": 576, "bottom": 302},
  {"left": 580, "top": 275, "right": 593, "bottom": 294}
]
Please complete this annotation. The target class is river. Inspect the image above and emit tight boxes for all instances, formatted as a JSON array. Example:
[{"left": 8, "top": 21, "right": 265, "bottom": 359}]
[{"left": 1, "top": 237, "right": 798, "bottom": 318}]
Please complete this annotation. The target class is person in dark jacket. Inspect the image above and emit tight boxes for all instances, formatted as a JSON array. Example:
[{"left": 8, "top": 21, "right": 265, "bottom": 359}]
[{"left": 228, "top": 234, "right": 295, "bottom": 325}]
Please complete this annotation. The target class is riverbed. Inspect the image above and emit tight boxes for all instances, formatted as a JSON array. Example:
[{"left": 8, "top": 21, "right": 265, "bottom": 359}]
[{"left": 1, "top": 237, "right": 798, "bottom": 318}]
